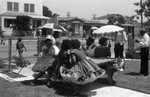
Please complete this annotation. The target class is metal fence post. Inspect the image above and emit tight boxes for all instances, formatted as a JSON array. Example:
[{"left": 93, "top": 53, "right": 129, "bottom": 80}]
[{"left": 8, "top": 38, "right": 12, "bottom": 72}]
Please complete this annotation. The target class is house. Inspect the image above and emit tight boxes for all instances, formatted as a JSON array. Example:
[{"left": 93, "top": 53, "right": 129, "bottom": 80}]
[
  {"left": 59, "top": 17, "right": 105, "bottom": 37},
  {"left": 0, "top": 0, "right": 50, "bottom": 36}
]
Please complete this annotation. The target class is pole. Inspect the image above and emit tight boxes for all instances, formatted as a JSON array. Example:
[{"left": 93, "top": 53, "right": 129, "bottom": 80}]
[
  {"left": 8, "top": 38, "right": 12, "bottom": 72},
  {"left": 140, "top": 0, "right": 143, "bottom": 28}
]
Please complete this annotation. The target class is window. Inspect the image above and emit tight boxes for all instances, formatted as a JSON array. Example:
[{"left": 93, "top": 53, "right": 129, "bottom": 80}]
[
  {"left": 24, "top": 3, "right": 34, "bottom": 13},
  {"left": 7, "top": 2, "right": 19, "bottom": 11},
  {"left": 30, "top": 4, "right": 34, "bottom": 12},
  {"left": 4, "top": 19, "right": 16, "bottom": 28},
  {"left": 24, "top": 4, "right": 29, "bottom": 12},
  {"left": 7, "top": 2, "right": 12, "bottom": 11},
  {"left": 14, "top": 3, "right": 19, "bottom": 11}
]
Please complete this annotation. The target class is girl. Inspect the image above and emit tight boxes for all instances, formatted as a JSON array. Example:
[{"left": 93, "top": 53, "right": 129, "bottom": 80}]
[{"left": 16, "top": 38, "right": 27, "bottom": 58}]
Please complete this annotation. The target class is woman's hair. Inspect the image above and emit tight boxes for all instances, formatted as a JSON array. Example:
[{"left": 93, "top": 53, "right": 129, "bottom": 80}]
[
  {"left": 61, "top": 39, "right": 72, "bottom": 51},
  {"left": 45, "top": 39, "right": 53, "bottom": 46},
  {"left": 99, "top": 37, "right": 108, "bottom": 46},
  {"left": 71, "top": 39, "right": 81, "bottom": 49},
  {"left": 17, "top": 38, "right": 22, "bottom": 42}
]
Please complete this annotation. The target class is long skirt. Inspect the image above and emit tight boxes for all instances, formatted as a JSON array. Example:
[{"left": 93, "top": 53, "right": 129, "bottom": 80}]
[
  {"left": 60, "top": 59, "right": 105, "bottom": 85},
  {"left": 32, "top": 56, "right": 55, "bottom": 72}
]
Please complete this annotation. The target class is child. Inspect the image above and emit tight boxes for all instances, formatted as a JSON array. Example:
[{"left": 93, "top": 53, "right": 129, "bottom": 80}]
[{"left": 16, "top": 38, "right": 27, "bottom": 58}]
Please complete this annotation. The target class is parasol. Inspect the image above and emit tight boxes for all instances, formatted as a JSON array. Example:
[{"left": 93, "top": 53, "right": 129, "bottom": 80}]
[{"left": 93, "top": 25, "right": 124, "bottom": 34}]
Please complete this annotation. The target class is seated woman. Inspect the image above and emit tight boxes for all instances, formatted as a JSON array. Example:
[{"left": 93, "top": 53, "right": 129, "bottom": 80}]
[
  {"left": 50, "top": 39, "right": 72, "bottom": 80},
  {"left": 30, "top": 35, "right": 60, "bottom": 86},
  {"left": 60, "top": 39, "right": 106, "bottom": 95},
  {"left": 94, "top": 37, "right": 111, "bottom": 58}
]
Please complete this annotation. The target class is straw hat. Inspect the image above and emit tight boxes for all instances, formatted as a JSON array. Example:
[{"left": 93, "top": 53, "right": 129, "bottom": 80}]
[{"left": 45, "top": 35, "right": 56, "bottom": 44}]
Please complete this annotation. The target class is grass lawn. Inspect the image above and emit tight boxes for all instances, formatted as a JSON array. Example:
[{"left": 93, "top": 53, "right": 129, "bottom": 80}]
[{"left": 0, "top": 59, "right": 150, "bottom": 97}]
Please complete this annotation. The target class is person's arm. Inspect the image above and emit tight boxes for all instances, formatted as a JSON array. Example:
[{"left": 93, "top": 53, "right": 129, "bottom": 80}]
[
  {"left": 16, "top": 43, "right": 18, "bottom": 51},
  {"left": 23, "top": 43, "right": 27, "bottom": 51},
  {"left": 123, "top": 31, "right": 127, "bottom": 44}
]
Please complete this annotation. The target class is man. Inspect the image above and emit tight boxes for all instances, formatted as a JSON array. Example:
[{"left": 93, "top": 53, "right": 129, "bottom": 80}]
[
  {"left": 114, "top": 30, "right": 127, "bottom": 71},
  {"left": 135, "top": 29, "right": 150, "bottom": 76}
]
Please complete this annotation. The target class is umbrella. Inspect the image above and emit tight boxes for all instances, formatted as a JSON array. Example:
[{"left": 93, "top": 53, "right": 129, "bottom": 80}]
[
  {"left": 40, "top": 23, "right": 67, "bottom": 32},
  {"left": 91, "top": 26, "right": 98, "bottom": 30},
  {"left": 93, "top": 25, "right": 124, "bottom": 34}
]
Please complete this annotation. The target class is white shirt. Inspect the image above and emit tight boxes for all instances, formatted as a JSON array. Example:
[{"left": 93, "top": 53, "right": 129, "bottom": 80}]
[
  {"left": 115, "top": 31, "right": 127, "bottom": 44},
  {"left": 139, "top": 33, "right": 150, "bottom": 48}
]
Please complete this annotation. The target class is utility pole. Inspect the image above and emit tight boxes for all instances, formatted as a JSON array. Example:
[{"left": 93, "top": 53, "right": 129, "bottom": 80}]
[
  {"left": 140, "top": 0, "right": 144, "bottom": 28},
  {"left": 67, "top": 12, "right": 70, "bottom": 17},
  {"left": 92, "top": 14, "right": 96, "bottom": 19}
]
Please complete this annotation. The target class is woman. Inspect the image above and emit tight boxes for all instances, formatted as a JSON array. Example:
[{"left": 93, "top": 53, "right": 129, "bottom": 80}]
[
  {"left": 94, "top": 37, "right": 111, "bottom": 58},
  {"left": 50, "top": 39, "right": 72, "bottom": 80},
  {"left": 60, "top": 39, "right": 105, "bottom": 95},
  {"left": 30, "top": 35, "right": 60, "bottom": 86}
]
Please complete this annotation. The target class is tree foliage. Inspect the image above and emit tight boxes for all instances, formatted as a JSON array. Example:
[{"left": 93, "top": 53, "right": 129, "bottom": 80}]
[
  {"left": 43, "top": 6, "right": 52, "bottom": 17},
  {"left": 16, "top": 16, "right": 30, "bottom": 31},
  {"left": 134, "top": 0, "right": 150, "bottom": 21},
  {"left": 107, "top": 14, "right": 125, "bottom": 25}
]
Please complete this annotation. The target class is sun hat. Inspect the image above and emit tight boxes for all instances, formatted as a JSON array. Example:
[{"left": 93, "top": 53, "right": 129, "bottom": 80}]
[{"left": 45, "top": 35, "right": 56, "bottom": 44}]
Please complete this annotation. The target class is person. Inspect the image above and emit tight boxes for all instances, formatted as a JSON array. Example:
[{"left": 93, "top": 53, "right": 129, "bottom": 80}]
[
  {"left": 135, "top": 29, "right": 150, "bottom": 76},
  {"left": 86, "top": 30, "right": 97, "bottom": 50},
  {"left": 50, "top": 39, "right": 72, "bottom": 80},
  {"left": 60, "top": 39, "right": 106, "bottom": 95},
  {"left": 94, "top": 37, "right": 111, "bottom": 58},
  {"left": 53, "top": 31, "right": 61, "bottom": 49},
  {"left": 113, "top": 30, "right": 127, "bottom": 71},
  {"left": 16, "top": 38, "right": 27, "bottom": 58},
  {"left": 30, "top": 35, "right": 60, "bottom": 86}
]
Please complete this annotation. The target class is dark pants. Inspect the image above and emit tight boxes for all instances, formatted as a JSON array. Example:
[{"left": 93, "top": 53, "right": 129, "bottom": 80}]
[
  {"left": 114, "top": 43, "right": 124, "bottom": 58},
  {"left": 140, "top": 47, "right": 149, "bottom": 76}
]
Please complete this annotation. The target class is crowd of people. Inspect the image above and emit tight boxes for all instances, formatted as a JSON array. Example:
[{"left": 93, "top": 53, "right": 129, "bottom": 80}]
[
  {"left": 28, "top": 34, "right": 107, "bottom": 95},
  {"left": 12, "top": 27, "right": 150, "bottom": 95}
]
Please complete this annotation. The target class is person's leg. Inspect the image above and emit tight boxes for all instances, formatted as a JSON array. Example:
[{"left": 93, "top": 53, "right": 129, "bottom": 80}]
[
  {"left": 140, "top": 47, "right": 149, "bottom": 76},
  {"left": 72, "top": 84, "right": 80, "bottom": 95},
  {"left": 47, "top": 67, "right": 52, "bottom": 85},
  {"left": 114, "top": 43, "right": 119, "bottom": 58},
  {"left": 140, "top": 48, "right": 145, "bottom": 75},
  {"left": 119, "top": 44, "right": 124, "bottom": 58},
  {"left": 30, "top": 72, "right": 45, "bottom": 85}
]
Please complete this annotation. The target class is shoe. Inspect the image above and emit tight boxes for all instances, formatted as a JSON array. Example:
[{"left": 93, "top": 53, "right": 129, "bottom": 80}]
[{"left": 30, "top": 81, "right": 35, "bottom": 86}]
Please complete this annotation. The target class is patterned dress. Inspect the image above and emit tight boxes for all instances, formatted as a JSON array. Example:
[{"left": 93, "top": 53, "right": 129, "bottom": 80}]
[
  {"left": 60, "top": 49, "right": 105, "bottom": 85},
  {"left": 32, "top": 45, "right": 60, "bottom": 72}
]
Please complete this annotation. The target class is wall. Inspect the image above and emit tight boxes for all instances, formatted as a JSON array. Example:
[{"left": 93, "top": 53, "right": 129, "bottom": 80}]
[{"left": 0, "top": 0, "right": 43, "bottom": 15}]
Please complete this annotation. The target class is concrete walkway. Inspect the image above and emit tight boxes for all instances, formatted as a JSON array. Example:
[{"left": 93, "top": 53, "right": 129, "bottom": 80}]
[{"left": 0, "top": 63, "right": 150, "bottom": 97}]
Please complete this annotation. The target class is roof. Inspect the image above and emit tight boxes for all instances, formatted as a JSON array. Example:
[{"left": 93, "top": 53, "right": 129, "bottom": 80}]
[
  {"left": 59, "top": 17, "right": 105, "bottom": 24},
  {"left": 0, "top": 12, "right": 50, "bottom": 19}
]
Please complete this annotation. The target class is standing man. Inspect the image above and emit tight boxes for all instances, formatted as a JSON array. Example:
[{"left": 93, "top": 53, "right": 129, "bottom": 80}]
[
  {"left": 114, "top": 30, "right": 127, "bottom": 71},
  {"left": 135, "top": 29, "right": 150, "bottom": 76}
]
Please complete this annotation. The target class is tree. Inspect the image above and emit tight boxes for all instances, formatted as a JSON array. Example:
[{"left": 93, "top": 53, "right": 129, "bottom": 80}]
[
  {"left": 107, "top": 14, "right": 125, "bottom": 25},
  {"left": 43, "top": 6, "right": 52, "bottom": 17},
  {"left": 134, "top": 0, "right": 150, "bottom": 21},
  {"left": 16, "top": 16, "right": 30, "bottom": 35}
]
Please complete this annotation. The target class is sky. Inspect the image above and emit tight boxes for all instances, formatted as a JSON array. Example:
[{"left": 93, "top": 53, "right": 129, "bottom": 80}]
[{"left": 43, "top": 0, "right": 139, "bottom": 20}]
